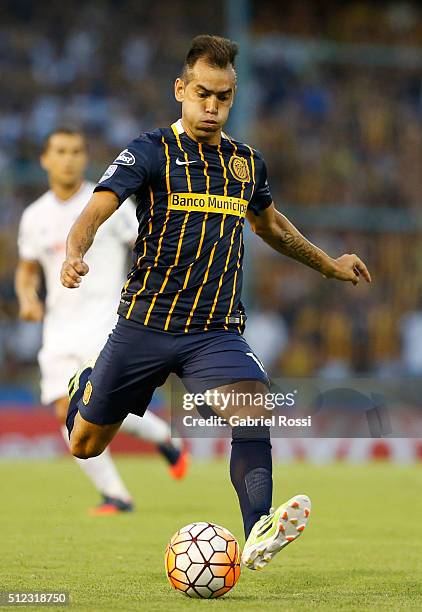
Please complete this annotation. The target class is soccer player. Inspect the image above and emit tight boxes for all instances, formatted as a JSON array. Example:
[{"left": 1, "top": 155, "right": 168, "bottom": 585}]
[
  {"left": 15, "top": 128, "right": 188, "bottom": 515},
  {"left": 61, "top": 36, "right": 371, "bottom": 567}
]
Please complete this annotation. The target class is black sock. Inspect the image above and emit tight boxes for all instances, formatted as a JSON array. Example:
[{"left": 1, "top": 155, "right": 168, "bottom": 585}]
[
  {"left": 157, "top": 440, "right": 181, "bottom": 465},
  {"left": 230, "top": 426, "right": 273, "bottom": 539}
]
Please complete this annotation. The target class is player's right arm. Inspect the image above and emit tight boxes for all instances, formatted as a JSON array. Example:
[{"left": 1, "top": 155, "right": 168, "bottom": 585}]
[
  {"left": 61, "top": 190, "right": 119, "bottom": 288},
  {"left": 61, "top": 136, "right": 155, "bottom": 288},
  {"left": 15, "top": 259, "right": 44, "bottom": 321}
]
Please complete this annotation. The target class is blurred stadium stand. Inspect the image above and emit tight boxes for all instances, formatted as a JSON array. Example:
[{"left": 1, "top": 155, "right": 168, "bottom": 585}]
[{"left": 1, "top": 0, "right": 422, "bottom": 415}]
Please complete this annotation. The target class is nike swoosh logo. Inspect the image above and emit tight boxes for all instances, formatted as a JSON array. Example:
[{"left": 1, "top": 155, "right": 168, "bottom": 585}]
[{"left": 176, "top": 158, "right": 197, "bottom": 166}]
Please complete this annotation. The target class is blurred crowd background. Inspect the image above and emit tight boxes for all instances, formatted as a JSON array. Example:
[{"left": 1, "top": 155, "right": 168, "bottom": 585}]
[{"left": 1, "top": 0, "right": 422, "bottom": 403}]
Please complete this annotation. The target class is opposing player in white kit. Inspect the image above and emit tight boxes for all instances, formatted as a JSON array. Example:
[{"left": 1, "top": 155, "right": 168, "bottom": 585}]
[{"left": 15, "top": 128, "right": 188, "bottom": 514}]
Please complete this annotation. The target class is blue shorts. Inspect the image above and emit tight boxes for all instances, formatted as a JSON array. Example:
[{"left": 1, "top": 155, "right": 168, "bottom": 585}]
[{"left": 78, "top": 316, "right": 269, "bottom": 425}]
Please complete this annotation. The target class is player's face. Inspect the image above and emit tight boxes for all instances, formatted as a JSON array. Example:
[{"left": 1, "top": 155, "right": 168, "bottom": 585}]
[
  {"left": 175, "top": 58, "right": 236, "bottom": 144},
  {"left": 41, "top": 134, "right": 87, "bottom": 187}
]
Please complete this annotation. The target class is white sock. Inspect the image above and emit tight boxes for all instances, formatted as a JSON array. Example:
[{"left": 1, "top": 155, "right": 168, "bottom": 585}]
[
  {"left": 121, "top": 411, "right": 180, "bottom": 447},
  {"left": 61, "top": 427, "right": 132, "bottom": 502}
]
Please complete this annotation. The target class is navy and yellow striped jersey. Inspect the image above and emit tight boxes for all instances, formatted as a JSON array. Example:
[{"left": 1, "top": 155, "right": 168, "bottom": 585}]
[{"left": 95, "top": 119, "right": 273, "bottom": 333}]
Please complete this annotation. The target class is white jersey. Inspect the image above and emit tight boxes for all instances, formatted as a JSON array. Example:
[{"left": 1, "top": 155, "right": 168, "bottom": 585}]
[{"left": 18, "top": 181, "right": 138, "bottom": 359}]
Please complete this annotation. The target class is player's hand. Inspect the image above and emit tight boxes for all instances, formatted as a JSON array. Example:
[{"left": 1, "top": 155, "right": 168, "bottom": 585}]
[
  {"left": 325, "top": 254, "right": 371, "bottom": 285},
  {"left": 19, "top": 299, "right": 44, "bottom": 321},
  {"left": 60, "top": 257, "right": 89, "bottom": 288}
]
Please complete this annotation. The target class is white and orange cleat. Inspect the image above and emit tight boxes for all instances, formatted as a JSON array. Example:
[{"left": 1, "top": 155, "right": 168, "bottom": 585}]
[
  {"left": 89, "top": 495, "right": 134, "bottom": 516},
  {"left": 241, "top": 494, "right": 311, "bottom": 571}
]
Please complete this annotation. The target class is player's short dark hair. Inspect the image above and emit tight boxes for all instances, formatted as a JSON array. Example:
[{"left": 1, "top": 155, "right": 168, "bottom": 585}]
[
  {"left": 182, "top": 35, "right": 238, "bottom": 81},
  {"left": 41, "top": 127, "right": 87, "bottom": 153}
]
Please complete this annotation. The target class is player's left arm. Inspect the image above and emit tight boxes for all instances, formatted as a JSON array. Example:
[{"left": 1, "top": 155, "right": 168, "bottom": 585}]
[{"left": 246, "top": 204, "right": 371, "bottom": 285}]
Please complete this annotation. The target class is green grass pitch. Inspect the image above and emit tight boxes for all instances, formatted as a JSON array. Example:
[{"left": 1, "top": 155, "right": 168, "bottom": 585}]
[{"left": 1, "top": 458, "right": 421, "bottom": 611}]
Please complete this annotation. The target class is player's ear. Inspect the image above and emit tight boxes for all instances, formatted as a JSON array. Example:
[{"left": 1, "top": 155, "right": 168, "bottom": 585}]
[{"left": 174, "top": 78, "right": 185, "bottom": 102}]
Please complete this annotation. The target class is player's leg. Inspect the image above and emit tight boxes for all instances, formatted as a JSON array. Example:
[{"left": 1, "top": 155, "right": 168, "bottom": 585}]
[
  {"left": 202, "top": 379, "right": 274, "bottom": 538},
  {"left": 69, "top": 412, "right": 122, "bottom": 459},
  {"left": 67, "top": 347, "right": 187, "bottom": 477},
  {"left": 121, "top": 412, "right": 189, "bottom": 479},
  {"left": 70, "top": 397, "right": 188, "bottom": 476},
  {"left": 208, "top": 379, "right": 311, "bottom": 570},
  {"left": 178, "top": 334, "right": 273, "bottom": 534},
  {"left": 67, "top": 316, "right": 173, "bottom": 460},
  {"left": 56, "top": 396, "right": 133, "bottom": 512},
  {"left": 179, "top": 330, "right": 311, "bottom": 570},
  {"left": 55, "top": 396, "right": 120, "bottom": 457},
  {"left": 41, "top": 353, "right": 133, "bottom": 512},
  {"left": 66, "top": 359, "right": 124, "bottom": 458}
]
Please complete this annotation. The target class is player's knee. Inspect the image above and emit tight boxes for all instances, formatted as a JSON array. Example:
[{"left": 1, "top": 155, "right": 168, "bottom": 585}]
[
  {"left": 70, "top": 443, "right": 101, "bottom": 460},
  {"left": 69, "top": 436, "right": 89, "bottom": 459},
  {"left": 70, "top": 434, "right": 103, "bottom": 459}
]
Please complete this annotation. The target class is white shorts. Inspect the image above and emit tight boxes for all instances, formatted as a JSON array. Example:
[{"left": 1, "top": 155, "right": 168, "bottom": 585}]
[
  {"left": 38, "top": 321, "right": 117, "bottom": 405},
  {"left": 38, "top": 349, "right": 95, "bottom": 405}
]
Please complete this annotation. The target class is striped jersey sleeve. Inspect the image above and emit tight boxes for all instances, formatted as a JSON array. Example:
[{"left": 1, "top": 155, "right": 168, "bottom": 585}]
[{"left": 94, "top": 134, "right": 159, "bottom": 206}]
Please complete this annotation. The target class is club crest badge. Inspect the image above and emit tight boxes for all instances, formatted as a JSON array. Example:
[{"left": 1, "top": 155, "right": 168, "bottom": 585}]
[
  {"left": 228, "top": 155, "right": 250, "bottom": 183},
  {"left": 82, "top": 381, "right": 93, "bottom": 405}
]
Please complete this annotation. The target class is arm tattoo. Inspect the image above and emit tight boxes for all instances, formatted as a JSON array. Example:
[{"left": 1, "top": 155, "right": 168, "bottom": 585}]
[
  {"left": 78, "top": 220, "right": 96, "bottom": 256},
  {"left": 67, "top": 217, "right": 98, "bottom": 259},
  {"left": 279, "top": 229, "right": 324, "bottom": 272}
]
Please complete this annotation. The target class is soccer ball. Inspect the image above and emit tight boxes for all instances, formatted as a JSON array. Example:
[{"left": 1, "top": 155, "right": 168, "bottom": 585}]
[{"left": 165, "top": 522, "right": 241, "bottom": 598}]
